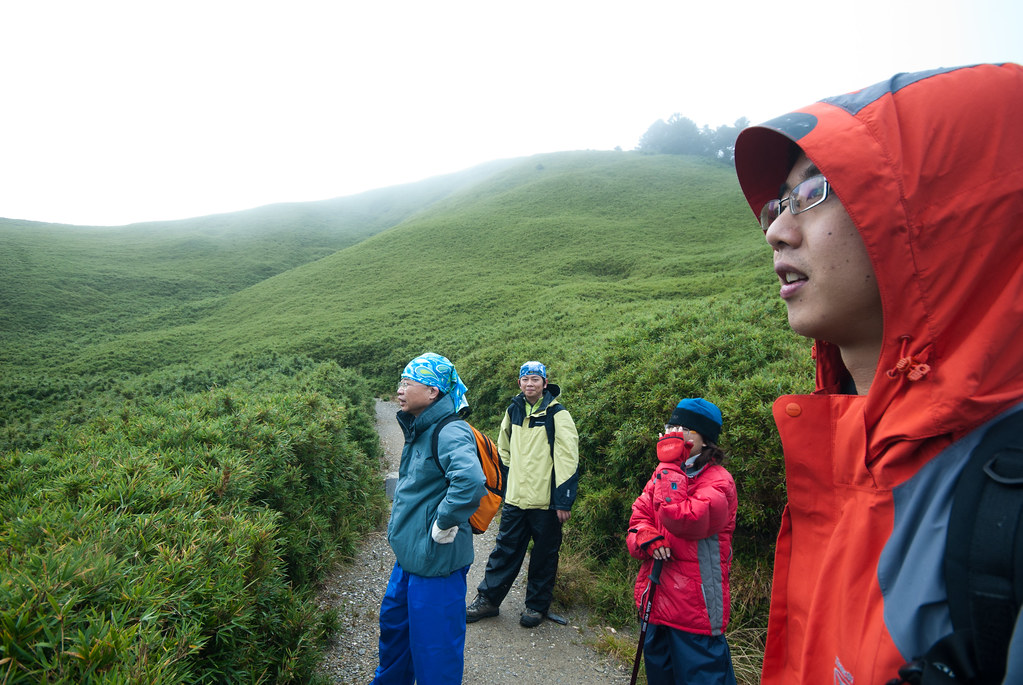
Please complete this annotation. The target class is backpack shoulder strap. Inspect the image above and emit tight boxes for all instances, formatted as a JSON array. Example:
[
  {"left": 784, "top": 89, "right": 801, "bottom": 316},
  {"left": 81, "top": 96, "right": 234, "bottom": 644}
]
[
  {"left": 429, "top": 414, "right": 463, "bottom": 475},
  {"left": 545, "top": 403, "right": 562, "bottom": 457},
  {"left": 942, "top": 408, "right": 1023, "bottom": 683},
  {"left": 894, "top": 409, "right": 1023, "bottom": 684}
]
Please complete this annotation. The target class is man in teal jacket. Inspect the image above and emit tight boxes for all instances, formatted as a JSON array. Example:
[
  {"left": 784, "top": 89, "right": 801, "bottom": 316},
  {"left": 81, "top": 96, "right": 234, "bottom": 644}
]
[{"left": 371, "top": 353, "right": 486, "bottom": 685}]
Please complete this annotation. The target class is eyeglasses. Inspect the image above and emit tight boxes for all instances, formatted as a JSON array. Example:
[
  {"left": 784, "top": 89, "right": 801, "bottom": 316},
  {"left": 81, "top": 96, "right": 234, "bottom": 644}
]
[
  {"left": 397, "top": 380, "right": 417, "bottom": 391},
  {"left": 759, "top": 175, "right": 831, "bottom": 232},
  {"left": 663, "top": 425, "right": 692, "bottom": 434}
]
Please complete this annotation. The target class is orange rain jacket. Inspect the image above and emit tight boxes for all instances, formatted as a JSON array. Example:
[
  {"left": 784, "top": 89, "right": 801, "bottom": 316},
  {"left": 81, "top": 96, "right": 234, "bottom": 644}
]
[{"left": 734, "top": 63, "right": 1023, "bottom": 684}]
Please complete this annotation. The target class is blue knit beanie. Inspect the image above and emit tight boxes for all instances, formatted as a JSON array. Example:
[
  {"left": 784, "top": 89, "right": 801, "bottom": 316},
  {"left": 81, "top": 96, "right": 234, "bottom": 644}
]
[{"left": 667, "top": 398, "right": 723, "bottom": 444}]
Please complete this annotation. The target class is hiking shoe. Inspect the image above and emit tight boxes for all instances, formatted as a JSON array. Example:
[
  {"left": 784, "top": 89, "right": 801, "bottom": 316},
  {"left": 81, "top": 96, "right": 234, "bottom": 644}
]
[
  {"left": 519, "top": 608, "right": 544, "bottom": 628},
  {"left": 466, "top": 594, "right": 499, "bottom": 623}
]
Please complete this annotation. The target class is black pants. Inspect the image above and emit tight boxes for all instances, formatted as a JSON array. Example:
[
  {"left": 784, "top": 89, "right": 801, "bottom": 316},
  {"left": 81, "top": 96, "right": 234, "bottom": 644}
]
[{"left": 476, "top": 504, "right": 563, "bottom": 613}]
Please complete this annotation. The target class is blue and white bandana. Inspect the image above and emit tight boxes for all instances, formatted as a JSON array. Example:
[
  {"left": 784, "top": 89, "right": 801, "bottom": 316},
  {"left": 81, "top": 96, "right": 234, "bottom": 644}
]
[
  {"left": 402, "top": 352, "right": 469, "bottom": 413},
  {"left": 519, "top": 361, "right": 547, "bottom": 379}
]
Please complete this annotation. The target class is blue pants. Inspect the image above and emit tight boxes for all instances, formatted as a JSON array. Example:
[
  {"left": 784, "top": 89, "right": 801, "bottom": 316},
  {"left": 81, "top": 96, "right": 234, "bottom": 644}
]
[
  {"left": 643, "top": 623, "right": 737, "bottom": 685},
  {"left": 371, "top": 562, "right": 469, "bottom": 685}
]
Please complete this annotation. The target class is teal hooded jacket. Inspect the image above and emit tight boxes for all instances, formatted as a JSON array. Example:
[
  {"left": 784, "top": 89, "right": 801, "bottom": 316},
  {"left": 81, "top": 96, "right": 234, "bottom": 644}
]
[{"left": 388, "top": 398, "right": 486, "bottom": 577}]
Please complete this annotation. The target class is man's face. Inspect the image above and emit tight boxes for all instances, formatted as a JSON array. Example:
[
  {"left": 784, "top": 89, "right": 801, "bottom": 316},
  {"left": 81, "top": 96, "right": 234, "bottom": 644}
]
[
  {"left": 397, "top": 378, "right": 437, "bottom": 417},
  {"left": 518, "top": 374, "right": 546, "bottom": 404},
  {"left": 765, "top": 154, "right": 883, "bottom": 351}
]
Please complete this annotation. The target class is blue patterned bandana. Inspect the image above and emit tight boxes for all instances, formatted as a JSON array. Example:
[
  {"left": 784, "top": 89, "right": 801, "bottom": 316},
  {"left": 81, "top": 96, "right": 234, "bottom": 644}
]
[
  {"left": 519, "top": 361, "right": 547, "bottom": 379},
  {"left": 402, "top": 353, "right": 468, "bottom": 413}
]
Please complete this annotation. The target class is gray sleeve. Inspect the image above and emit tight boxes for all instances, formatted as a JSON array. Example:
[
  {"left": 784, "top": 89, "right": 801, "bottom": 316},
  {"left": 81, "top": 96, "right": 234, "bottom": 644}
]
[
  {"left": 1003, "top": 610, "right": 1023, "bottom": 684},
  {"left": 434, "top": 421, "right": 486, "bottom": 530}
]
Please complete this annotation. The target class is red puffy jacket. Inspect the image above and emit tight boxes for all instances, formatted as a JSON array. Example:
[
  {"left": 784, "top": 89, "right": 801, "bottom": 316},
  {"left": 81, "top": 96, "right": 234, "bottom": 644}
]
[{"left": 626, "top": 441, "right": 737, "bottom": 636}]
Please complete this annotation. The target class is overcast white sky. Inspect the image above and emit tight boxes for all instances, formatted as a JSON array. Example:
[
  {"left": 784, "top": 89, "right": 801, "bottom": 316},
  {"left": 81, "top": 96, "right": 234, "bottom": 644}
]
[{"left": 2, "top": 1, "right": 1021, "bottom": 226}]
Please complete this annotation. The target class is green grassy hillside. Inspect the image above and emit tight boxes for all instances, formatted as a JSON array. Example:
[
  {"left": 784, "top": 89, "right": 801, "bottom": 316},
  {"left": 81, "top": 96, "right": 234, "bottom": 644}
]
[
  {"left": 0, "top": 158, "right": 512, "bottom": 367},
  {"left": 40, "top": 151, "right": 785, "bottom": 382},
  {"left": 2, "top": 149, "right": 811, "bottom": 680}
]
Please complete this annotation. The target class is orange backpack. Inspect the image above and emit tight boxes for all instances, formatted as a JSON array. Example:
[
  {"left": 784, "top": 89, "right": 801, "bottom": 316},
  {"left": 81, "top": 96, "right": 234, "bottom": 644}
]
[{"left": 431, "top": 415, "right": 506, "bottom": 534}]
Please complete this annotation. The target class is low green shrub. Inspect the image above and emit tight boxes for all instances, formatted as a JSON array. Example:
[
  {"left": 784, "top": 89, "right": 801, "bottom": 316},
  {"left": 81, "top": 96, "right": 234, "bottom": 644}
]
[
  {"left": 0, "top": 369, "right": 385, "bottom": 683},
  {"left": 540, "top": 296, "right": 809, "bottom": 676}
]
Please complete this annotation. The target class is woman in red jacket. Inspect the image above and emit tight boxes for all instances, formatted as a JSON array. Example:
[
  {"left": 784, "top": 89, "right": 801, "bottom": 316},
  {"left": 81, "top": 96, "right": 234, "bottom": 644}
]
[{"left": 626, "top": 398, "right": 738, "bottom": 685}]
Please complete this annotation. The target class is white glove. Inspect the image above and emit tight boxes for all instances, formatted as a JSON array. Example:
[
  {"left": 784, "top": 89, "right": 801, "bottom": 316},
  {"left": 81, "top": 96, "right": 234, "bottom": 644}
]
[{"left": 431, "top": 520, "right": 458, "bottom": 544}]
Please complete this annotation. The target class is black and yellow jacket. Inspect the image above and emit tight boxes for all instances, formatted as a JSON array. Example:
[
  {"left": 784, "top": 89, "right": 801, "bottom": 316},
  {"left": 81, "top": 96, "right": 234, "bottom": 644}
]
[{"left": 498, "top": 384, "right": 579, "bottom": 511}]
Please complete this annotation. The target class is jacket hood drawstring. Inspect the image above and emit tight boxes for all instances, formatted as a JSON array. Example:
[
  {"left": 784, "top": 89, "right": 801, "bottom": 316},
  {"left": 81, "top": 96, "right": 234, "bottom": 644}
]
[{"left": 885, "top": 336, "right": 932, "bottom": 383}]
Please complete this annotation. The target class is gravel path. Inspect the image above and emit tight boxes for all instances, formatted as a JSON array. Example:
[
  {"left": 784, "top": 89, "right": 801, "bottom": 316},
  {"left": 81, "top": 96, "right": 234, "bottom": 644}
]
[{"left": 316, "top": 399, "right": 635, "bottom": 684}]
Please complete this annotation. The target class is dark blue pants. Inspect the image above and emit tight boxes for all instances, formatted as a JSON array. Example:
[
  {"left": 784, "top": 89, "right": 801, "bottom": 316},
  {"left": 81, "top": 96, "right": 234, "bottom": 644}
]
[
  {"left": 477, "top": 504, "right": 562, "bottom": 613},
  {"left": 643, "top": 623, "right": 737, "bottom": 685},
  {"left": 371, "top": 562, "right": 468, "bottom": 685}
]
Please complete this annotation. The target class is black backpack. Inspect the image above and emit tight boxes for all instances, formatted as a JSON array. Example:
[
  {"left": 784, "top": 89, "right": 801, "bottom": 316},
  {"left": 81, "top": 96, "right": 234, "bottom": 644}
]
[
  {"left": 505, "top": 402, "right": 564, "bottom": 498},
  {"left": 888, "top": 409, "right": 1023, "bottom": 684}
]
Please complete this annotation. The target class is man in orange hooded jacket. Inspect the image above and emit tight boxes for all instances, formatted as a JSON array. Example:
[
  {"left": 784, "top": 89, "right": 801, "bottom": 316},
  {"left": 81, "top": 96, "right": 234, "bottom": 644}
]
[{"left": 733, "top": 63, "right": 1023, "bottom": 684}]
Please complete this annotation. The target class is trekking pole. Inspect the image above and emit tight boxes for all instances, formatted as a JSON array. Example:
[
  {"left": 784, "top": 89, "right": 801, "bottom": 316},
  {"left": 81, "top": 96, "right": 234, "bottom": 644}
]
[{"left": 629, "top": 558, "right": 664, "bottom": 685}]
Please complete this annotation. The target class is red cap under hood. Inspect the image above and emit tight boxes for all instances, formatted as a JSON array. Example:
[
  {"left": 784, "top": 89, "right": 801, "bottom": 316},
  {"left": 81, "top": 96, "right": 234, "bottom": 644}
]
[{"left": 734, "top": 63, "right": 1023, "bottom": 452}]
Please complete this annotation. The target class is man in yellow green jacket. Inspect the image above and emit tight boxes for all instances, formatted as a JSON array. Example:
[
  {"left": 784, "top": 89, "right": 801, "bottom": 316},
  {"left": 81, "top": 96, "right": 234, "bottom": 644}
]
[{"left": 466, "top": 361, "right": 580, "bottom": 628}]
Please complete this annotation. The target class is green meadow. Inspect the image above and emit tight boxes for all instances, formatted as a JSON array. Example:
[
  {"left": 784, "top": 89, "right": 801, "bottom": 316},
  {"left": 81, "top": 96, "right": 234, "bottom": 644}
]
[{"left": 1, "top": 150, "right": 811, "bottom": 682}]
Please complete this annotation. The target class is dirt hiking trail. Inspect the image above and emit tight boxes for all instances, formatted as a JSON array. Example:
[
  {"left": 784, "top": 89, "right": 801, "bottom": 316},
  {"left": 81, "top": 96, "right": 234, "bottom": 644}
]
[{"left": 317, "top": 399, "right": 635, "bottom": 683}]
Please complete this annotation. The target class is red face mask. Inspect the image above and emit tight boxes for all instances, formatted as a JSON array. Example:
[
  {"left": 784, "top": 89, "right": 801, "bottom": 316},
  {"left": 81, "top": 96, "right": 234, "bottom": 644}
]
[{"left": 656, "top": 434, "right": 692, "bottom": 464}]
